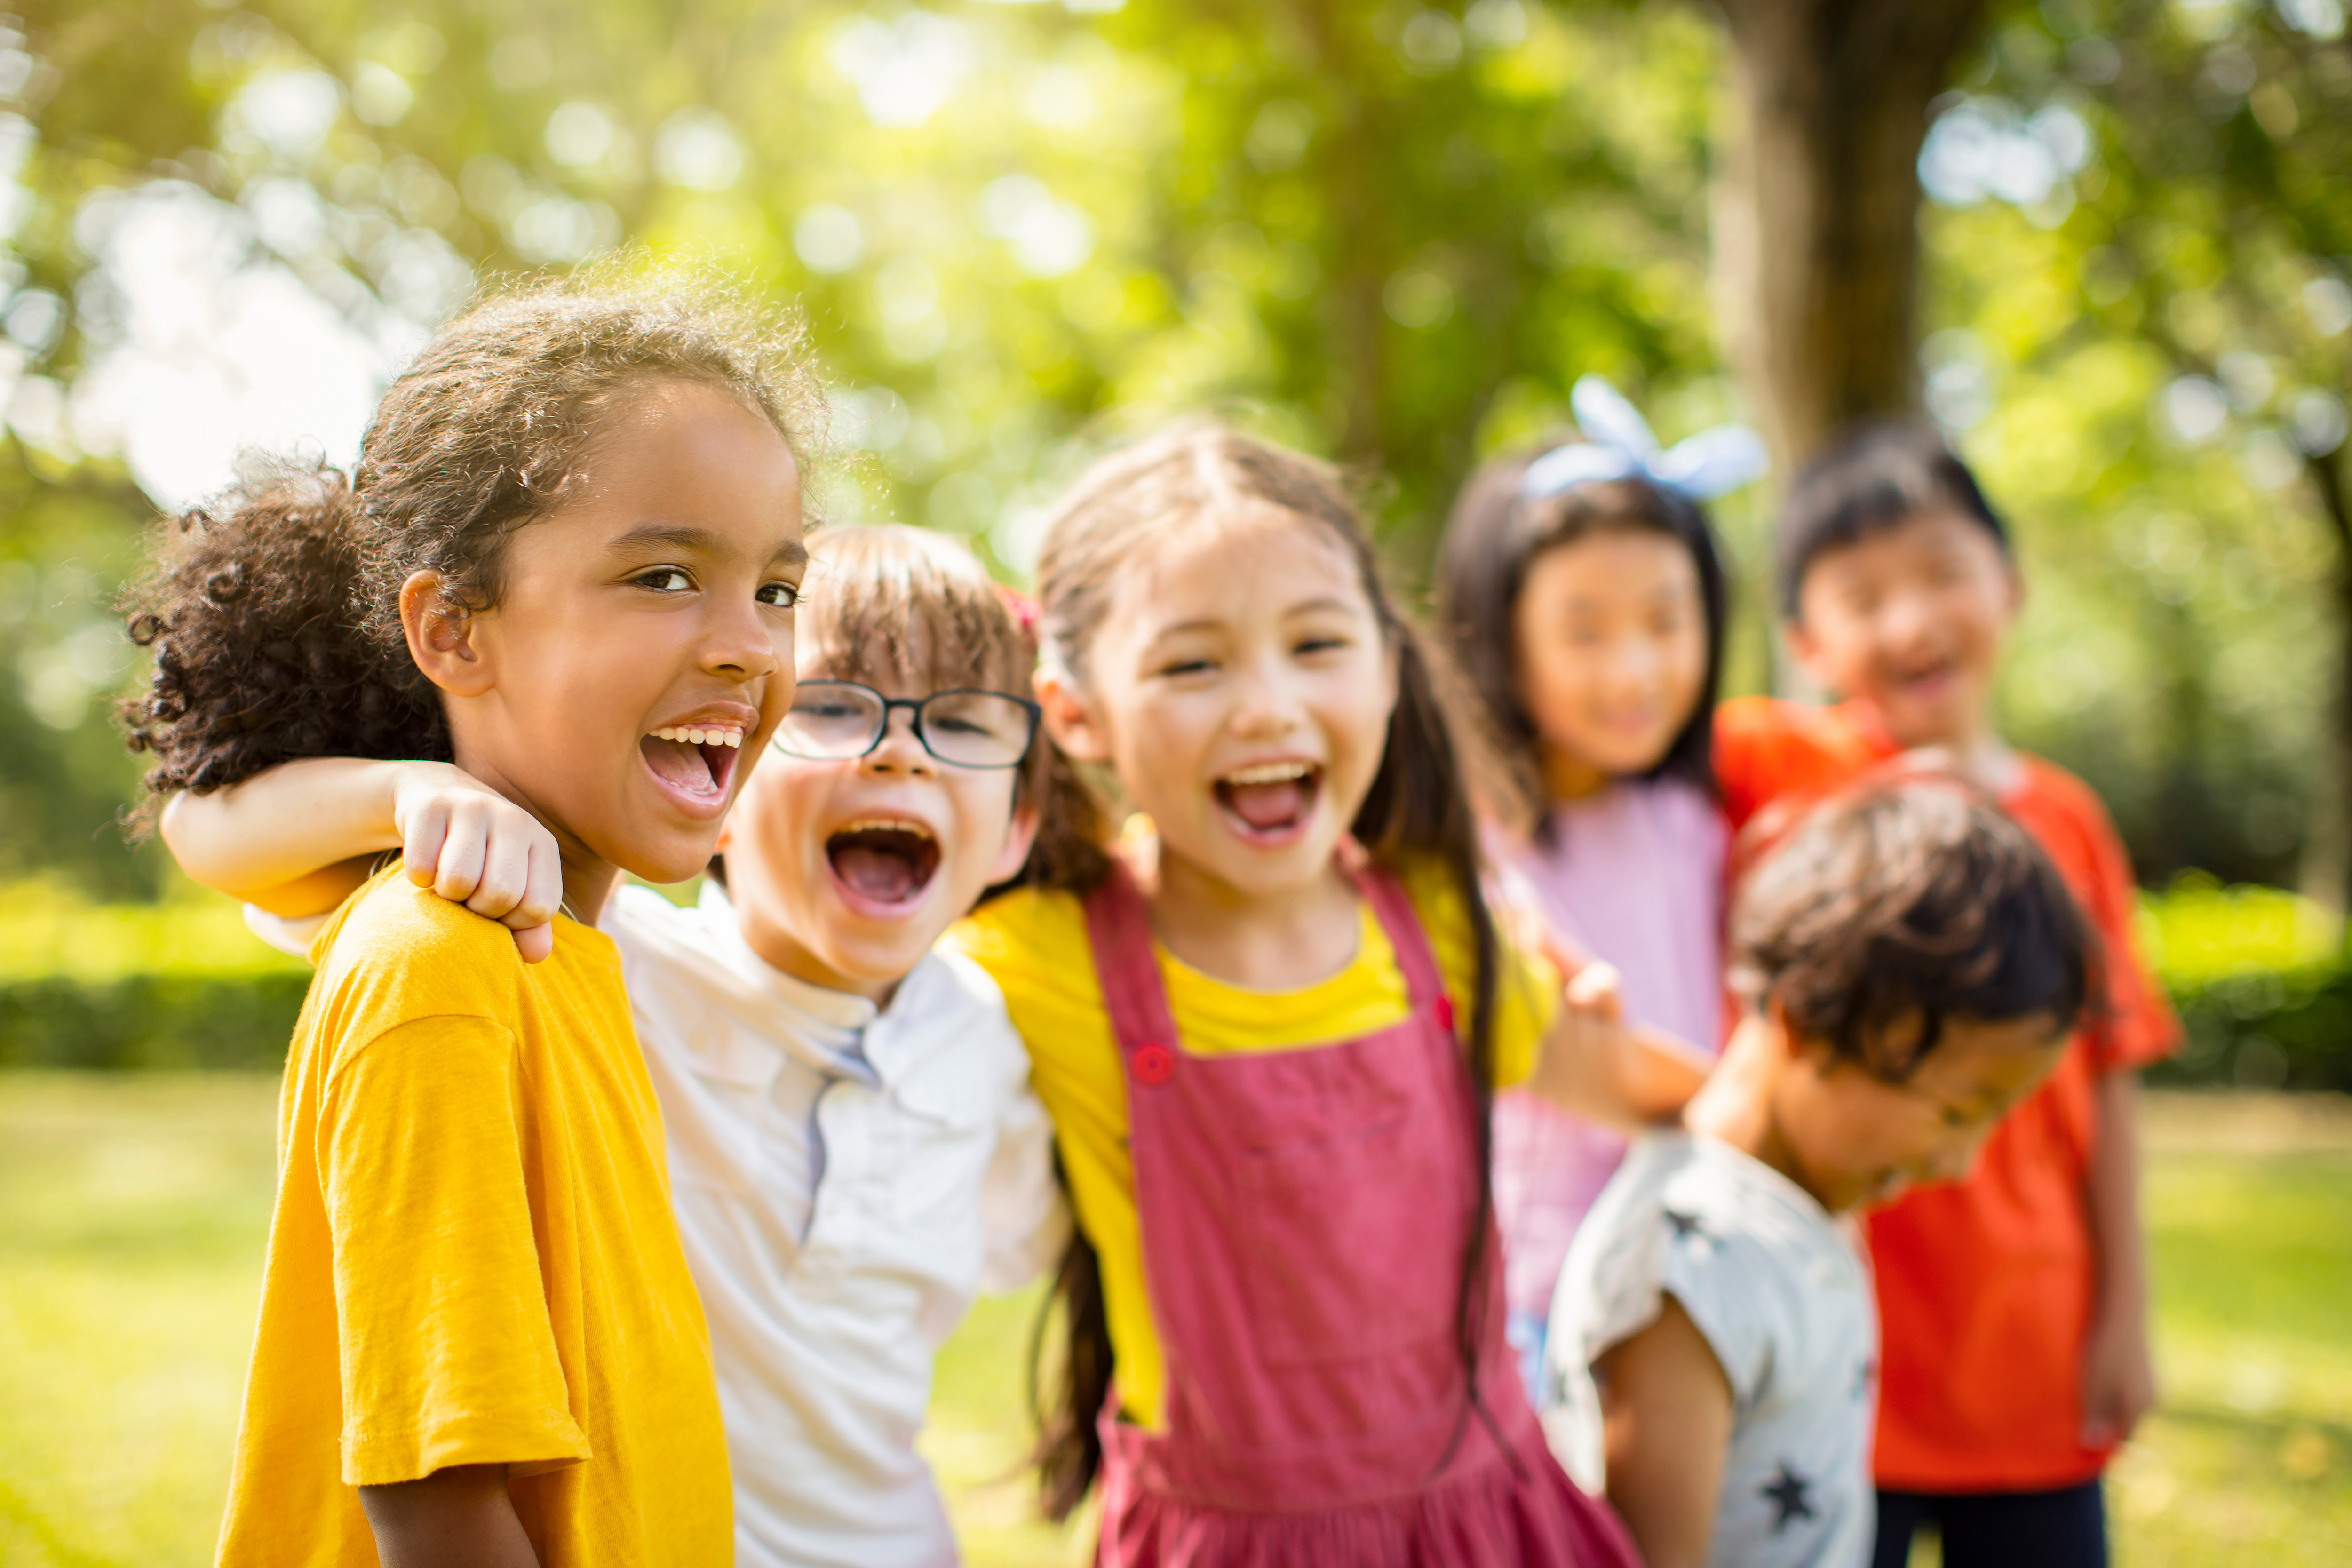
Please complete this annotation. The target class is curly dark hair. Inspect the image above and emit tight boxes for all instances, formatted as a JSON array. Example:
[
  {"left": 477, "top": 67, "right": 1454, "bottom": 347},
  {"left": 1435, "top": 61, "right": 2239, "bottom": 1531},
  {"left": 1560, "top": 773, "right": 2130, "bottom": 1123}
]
[
  {"left": 118, "top": 266, "right": 827, "bottom": 825},
  {"left": 1730, "top": 778, "right": 2097, "bottom": 1079}
]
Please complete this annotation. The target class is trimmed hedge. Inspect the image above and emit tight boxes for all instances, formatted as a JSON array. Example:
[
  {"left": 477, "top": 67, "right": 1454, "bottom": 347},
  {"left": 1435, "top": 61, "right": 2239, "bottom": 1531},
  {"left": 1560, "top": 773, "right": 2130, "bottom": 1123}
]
[
  {"left": 0, "top": 972, "right": 310, "bottom": 1071},
  {"left": 2, "top": 963, "right": 2346, "bottom": 1088},
  {"left": 2149, "top": 963, "right": 2352, "bottom": 1094}
]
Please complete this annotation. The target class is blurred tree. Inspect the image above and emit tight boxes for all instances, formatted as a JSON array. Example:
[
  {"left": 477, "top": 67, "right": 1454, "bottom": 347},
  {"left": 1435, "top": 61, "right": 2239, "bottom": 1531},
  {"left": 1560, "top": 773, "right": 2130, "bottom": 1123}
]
[
  {"left": 1709, "top": 0, "right": 1990, "bottom": 470},
  {"left": 1933, "top": 0, "right": 2352, "bottom": 903},
  {"left": 0, "top": 0, "right": 2343, "bottom": 907},
  {"left": 0, "top": 0, "right": 1734, "bottom": 896}
]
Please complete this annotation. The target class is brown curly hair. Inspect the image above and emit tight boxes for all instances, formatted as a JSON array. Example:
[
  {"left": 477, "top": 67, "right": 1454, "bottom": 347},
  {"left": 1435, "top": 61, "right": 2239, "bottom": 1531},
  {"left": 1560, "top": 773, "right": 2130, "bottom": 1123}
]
[
  {"left": 1730, "top": 778, "right": 2097, "bottom": 1080},
  {"left": 118, "top": 267, "right": 827, "bottom": 825}
]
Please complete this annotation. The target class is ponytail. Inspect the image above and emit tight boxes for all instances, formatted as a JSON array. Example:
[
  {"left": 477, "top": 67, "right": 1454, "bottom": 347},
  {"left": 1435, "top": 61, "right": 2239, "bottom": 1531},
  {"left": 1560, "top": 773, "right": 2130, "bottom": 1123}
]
[
  {"left": 120, "top": 462, "right": 446, "bottom": 828},
  {"left": 1028, "top": 1157, "right": 1113, "bottom": 1521}
]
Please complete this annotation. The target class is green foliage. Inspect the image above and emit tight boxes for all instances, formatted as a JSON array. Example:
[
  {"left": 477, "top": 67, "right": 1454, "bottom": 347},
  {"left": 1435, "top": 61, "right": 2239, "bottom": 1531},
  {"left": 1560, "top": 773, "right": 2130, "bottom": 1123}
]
[
  {"left": 6, "top": 876, "right": 2348, "bottom": 1087},
  {"left": 0, "top": 0, "right": 2344, "bottom": 904},
  {"left": 1926, "top": 0, "right": 2352, "bottom": 887}
]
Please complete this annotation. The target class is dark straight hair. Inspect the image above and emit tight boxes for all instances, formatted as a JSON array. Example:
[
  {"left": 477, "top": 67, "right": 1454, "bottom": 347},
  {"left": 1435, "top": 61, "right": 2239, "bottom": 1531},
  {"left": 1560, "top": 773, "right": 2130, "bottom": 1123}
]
[
  {"left": 1020, "top": 422, "right": 1512, "bottom": 1518},
  {"left": 1776, "top": 418, "right": 2008, "bottom": 621},
  {"left": 1436, "top": 439, "right": 1730, "bottom": 834}
]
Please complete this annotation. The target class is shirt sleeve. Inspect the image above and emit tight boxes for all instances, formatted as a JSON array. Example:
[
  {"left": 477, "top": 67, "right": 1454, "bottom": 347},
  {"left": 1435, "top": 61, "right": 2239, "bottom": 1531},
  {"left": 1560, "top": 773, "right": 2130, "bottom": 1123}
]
[
  {"left": 321, "top": 1015, "right": 590, "bottom": 1486},
  {"left": 978, "top": 1084, "right": 1073, "bottom": 1294},
  {"left": 1657, "top": 1227, "right": 1772, "bottom": 1411},
  {"left": 2073, "top": 802, "right": 2182, "bottom": 1072},
  {"left": 244, "top": 904, "right": 333, "bottom": 963},
  {"left": 1409, "top": 860, "right": 1561, "bottom": 1090}
]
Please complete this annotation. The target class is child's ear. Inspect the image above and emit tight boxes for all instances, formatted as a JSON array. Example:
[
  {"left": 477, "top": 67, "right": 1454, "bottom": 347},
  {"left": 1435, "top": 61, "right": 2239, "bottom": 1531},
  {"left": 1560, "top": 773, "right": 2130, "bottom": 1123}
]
[
  {"left": 988, "top": 801, "right": 1041, "bottom": 884},
  {"left": 1781, "top": 617, "right": 1836, "bottom": 696},
  {"left": 400, "top": 571, "right": 493, "bottom": 698},
  {"left": 1035, "top": 668, "right": 1112, "bottom": 764},
  {"left": 2000, "top": 556, "right": 2027, "bottom": 621}
]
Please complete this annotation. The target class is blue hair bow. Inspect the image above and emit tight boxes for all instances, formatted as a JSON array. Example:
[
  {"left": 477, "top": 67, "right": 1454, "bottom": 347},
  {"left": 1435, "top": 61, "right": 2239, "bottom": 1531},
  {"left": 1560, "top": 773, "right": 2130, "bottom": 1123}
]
[{"left": 1520, "top": 375, "right": 1770, "bottom": 503}]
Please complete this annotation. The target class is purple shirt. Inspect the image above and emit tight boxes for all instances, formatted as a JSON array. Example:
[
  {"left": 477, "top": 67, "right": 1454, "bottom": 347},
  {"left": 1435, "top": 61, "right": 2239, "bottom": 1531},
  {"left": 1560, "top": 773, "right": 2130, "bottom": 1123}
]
[{"left": 1487, "top": 776, "right": 1730, "bottom": 1319}]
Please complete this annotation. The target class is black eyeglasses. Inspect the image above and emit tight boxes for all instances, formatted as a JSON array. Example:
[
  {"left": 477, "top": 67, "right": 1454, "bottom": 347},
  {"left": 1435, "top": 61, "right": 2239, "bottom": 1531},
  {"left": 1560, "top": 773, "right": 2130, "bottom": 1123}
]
[{"left": 771, "top": 681, "right": 1041, "bottom": 770}]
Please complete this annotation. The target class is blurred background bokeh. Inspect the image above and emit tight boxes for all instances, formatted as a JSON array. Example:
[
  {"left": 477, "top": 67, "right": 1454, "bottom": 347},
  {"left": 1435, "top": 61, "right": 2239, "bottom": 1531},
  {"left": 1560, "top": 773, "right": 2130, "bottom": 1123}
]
[{"left": 0, "top": 0, "right": 2347, "bottom": 1563}]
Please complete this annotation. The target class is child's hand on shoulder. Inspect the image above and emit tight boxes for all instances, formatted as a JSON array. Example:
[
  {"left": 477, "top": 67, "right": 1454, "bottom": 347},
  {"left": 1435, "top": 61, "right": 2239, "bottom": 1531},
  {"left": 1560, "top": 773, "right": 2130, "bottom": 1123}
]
[
  {"left": 1526, "top": 961, "right": 1709, "bottom": 1132},
  {"left": 392, "top": 763, "right": 564, "bottom": 964}
]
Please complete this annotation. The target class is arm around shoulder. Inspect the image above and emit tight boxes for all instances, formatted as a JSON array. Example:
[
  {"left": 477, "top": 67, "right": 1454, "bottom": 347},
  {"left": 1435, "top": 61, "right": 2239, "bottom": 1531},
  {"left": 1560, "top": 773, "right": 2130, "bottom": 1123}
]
[{"left": 162, "top": 756, "right": 563, "bottom": 960}]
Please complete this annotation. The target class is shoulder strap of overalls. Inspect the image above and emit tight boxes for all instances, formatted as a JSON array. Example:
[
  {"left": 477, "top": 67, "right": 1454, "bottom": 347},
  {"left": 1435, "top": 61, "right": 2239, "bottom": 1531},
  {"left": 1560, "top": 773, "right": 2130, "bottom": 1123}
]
[
  {"left": 1351, "top": 861, "right": 1452, "bottom": 1027},
  {"left": 1080, "top": 859, "right": 1183, "bottom": 1067}
]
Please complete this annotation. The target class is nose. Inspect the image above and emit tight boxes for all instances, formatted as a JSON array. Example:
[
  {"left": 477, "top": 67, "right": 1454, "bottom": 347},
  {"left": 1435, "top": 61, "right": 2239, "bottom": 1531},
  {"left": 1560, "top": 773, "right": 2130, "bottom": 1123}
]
[
  {"left": 1598, "top": 633, "right": 1662, "bottom": 702},
  {"left": 1229, "top": 650, "right": 1308, "bottom": 740},
  {"left": 861, "top": 705, "right": 937, "bottom": 778},
  {"left": 1877, "top": 585, "right": 1939, "bottom": 657},
  {"left": 701, "top": 587, "right": 785, "bottom": 686}
]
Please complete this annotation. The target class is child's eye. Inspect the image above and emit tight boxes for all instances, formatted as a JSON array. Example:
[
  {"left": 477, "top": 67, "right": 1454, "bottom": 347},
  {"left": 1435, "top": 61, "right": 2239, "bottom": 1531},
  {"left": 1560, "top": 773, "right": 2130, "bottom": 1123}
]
[
  {"left": 1295, "top": 635, "right": 1349, "bottom": 657},
  {"left": 1158, "top": 657, "right": 1216, "bottom": 678},
  {"left": 635, "top": 567, "right": 695, "bottom": 594},
  {"left": 757, "top": 580, "right": 802, "bottom": 610}
]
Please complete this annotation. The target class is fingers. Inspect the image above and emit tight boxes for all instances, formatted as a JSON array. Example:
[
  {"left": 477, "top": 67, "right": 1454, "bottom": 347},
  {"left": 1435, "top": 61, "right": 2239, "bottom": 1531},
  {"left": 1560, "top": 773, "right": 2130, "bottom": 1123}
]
[
  {"left": 398, "top": 786, "right": 565, "bottom": 929},
  {"left": 466, "top": 811, "right": 564, "bottom": 929},
  {"left": 435, "top": 806, "right": 492, "bottom": 906},
  {"left": 402, "top": 799, "right": 453, "bottom": 888},
  {"left": 511, "top": 922, "right": 556, "bottom": 965},
  {"left": 1565, "top": 960, "right": 1626, "bottom": 1022}
]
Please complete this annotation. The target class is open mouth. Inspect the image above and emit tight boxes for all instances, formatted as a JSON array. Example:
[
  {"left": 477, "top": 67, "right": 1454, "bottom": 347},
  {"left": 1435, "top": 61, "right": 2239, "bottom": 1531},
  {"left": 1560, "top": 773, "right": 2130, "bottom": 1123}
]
[
  {"left": 640, "top": 724, "right": 745, "bottom": 804},
  {"left": 826, "top": 817, "right": 943, "bottom": 908},
  {"left": 1213, "top": 760, "right": 1322, "bottom": 841},
  {"left": 1891, "top": 658, "right": 1960, "bottom": 697}
]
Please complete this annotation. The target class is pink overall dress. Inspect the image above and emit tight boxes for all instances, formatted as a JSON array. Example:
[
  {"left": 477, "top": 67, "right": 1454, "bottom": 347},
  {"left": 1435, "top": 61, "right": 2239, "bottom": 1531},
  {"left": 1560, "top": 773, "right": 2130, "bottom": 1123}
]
[{"left": 1081, "top": 860, "right": 1641, "bottom": 1567}]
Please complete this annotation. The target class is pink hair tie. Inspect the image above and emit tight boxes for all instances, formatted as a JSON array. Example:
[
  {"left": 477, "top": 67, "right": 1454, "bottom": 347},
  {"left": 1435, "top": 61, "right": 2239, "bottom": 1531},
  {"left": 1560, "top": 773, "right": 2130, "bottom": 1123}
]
[{"left": 995, "top": 584, "right": 1041, "bottom": 640}]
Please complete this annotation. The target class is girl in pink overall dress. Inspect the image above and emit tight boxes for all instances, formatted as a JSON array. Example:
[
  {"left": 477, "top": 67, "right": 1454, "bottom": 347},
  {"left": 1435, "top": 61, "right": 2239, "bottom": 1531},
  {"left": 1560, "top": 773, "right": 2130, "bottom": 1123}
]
[
  {"left": 962, "top": 425, "right": 1658, "bottom": 1567},
  {"left": 1083, "top": 858, "right": 1637, "bottom": 1564}
]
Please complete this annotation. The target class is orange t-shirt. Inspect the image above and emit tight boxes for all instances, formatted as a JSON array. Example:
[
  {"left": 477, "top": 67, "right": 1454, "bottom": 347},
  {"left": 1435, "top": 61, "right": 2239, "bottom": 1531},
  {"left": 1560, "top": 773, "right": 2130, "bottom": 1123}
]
[{"left": 1714, "top": 697, "right": 2180, "bottom": 1492}]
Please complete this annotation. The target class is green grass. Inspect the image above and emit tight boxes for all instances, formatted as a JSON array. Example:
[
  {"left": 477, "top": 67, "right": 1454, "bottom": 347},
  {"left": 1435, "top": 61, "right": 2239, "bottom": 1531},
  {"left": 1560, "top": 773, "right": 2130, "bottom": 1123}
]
[{"left": 0, "top": 1079, "right": 2344, "bottom": 1566}]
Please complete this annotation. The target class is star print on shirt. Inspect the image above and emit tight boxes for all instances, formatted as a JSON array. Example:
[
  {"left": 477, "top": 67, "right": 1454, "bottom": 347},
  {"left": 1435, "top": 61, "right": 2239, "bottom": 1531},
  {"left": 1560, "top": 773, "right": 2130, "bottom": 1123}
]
[
  {"left": 1760, "top": 1463, "right": 1816, "bottom": 1533},
  {"left": 1662, "top": 1208, "right": 1712, "bottom": 1246}
]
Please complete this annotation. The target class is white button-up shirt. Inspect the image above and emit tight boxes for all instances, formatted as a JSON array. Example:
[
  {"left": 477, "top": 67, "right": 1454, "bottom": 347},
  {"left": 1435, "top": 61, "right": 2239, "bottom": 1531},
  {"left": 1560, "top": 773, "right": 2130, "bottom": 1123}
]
[{"left": 604, "top": 884, "right": 1065, "bottom": 1568}]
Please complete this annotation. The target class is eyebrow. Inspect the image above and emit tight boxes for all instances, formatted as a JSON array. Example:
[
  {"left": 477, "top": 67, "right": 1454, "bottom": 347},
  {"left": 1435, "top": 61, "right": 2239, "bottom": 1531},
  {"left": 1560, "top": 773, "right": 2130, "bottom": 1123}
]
[
  {"left": 607, "top": 522, "right": 810, "bottom": 569},
  {"left": 1141, "top": 596, "right": 1359, "bottom": 646}
]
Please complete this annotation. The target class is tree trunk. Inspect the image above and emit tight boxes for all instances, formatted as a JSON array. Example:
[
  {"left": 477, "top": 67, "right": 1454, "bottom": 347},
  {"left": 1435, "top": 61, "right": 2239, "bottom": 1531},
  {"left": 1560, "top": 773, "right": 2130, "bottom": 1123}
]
[
  {"left": 2302, "top": 449, "right": 2352, "bottom": 918},
  {"left": 1708, "top": 0, "right": 1990, "bottom": 477}
]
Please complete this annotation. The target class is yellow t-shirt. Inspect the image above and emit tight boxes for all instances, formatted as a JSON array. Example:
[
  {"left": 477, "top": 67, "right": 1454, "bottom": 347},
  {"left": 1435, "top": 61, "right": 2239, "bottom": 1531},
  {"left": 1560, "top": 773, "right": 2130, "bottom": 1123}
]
[
  {"left": 214, "top": 867, "right": 731, "bottom": 1568},
  {"left": 945, "top": 859, "right": 1558, "bottom": 1430}
]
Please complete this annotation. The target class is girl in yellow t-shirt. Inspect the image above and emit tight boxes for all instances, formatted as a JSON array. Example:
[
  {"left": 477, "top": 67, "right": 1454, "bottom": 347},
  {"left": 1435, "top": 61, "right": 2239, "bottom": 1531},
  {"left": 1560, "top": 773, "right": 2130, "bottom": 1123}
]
[
  {"left": 118, "top": 274, "right": 821, "bottom": 1568},
  {"left": 949, "top": 425, "right": 1696, "bottom": 1566}
]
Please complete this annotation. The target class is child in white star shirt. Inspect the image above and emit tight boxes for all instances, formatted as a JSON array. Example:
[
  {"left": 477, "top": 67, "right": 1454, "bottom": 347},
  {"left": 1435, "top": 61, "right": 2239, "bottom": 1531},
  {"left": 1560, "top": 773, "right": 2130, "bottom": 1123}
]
[
  {"left": 166, "top": 526, "right": 1071, "bottom": 1568},
  {"left": 1542, "top": 781, "right": 2089, "bottom": 1568}
]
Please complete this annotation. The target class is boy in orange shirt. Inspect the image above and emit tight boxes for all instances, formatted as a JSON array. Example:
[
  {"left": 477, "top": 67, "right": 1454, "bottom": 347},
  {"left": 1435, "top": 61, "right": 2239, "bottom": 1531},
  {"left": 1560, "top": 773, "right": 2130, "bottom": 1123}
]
[{"left": 1714, "top": 422, "right": 2177, "bottom": 1568}]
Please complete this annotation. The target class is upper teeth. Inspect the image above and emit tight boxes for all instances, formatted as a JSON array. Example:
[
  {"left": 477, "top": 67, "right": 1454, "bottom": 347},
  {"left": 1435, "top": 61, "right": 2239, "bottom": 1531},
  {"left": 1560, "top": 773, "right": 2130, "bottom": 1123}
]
[
  {"left": 840, "top": 817, "right": 934, "bottom": 840},
  {"left": 1224, "top": 762, "right": 1311, "bottom": 786},
  {"left": 652, "top": 726, "right": 744, "bottom": 748}
]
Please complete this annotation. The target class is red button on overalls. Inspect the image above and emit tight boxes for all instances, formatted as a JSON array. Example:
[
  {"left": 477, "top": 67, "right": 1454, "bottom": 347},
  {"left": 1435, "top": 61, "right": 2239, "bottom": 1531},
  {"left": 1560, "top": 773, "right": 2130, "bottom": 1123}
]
[
  {"left": 1434, "top": 995, "right": 1455, "bottom": 1033},
  {"left": 1131, "top": 1041, "right": 1175, "bottom": 1085}
]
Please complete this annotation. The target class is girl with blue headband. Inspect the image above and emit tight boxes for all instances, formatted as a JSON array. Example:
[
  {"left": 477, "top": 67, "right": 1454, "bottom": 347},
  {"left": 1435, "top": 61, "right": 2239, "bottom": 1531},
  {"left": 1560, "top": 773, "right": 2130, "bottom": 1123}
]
[{"left": 1436, "top": 376, "right": 1767, "bottom": 1401}]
